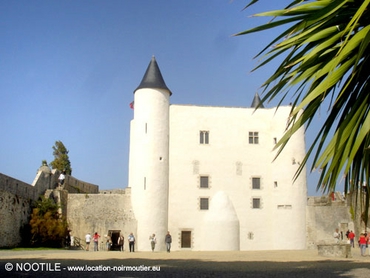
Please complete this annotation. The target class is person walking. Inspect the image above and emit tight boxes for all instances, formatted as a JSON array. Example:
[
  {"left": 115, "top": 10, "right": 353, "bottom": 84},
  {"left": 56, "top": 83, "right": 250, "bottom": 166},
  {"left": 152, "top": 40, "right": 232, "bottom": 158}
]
[
  {"left": 149, "top": 234, "right": 157, "bottom": 252},
  {"left": 58, "top": 170, "right": 66, "bottom": 187},
  {"left": 85, "top": 233, "right": 91, "bottom": 251},
  {"left": 358, "top": 233, "right": 367, "bottom": 256},
  {"left": 128, "top": 233, "right": 135, "bottom": 252},
  {"left": 118, "top": 234, "right": 124, "bottom": 252},
  {"left": 348, "top": 230, "right": 355, "bottom": 248},
  {"left": 165, "top": 231, "right": 172, "bottom": 253}
]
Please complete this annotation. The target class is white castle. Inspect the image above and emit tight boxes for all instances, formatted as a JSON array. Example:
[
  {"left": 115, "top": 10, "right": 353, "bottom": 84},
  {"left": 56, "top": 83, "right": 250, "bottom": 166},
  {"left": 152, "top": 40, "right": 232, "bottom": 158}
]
[{"left": 128, "top": 56, "right": 307, "bottom": 251}]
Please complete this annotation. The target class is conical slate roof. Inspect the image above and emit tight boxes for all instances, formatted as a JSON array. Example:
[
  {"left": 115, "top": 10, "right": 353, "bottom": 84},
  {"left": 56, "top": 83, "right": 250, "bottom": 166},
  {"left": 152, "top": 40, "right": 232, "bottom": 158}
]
[
  {"left": 134, "top": 56, "right": 172, "bottom": 95},
  {"left": 251, "top": 92, "right": 264, "bottom": 108}
]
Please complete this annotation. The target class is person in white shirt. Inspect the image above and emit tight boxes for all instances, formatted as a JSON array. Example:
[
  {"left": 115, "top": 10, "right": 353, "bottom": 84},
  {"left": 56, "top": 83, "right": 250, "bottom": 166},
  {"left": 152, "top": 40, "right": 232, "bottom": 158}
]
[
  {"left": 58, "top": 171, "right": 66, "bottom": 186},
  {"left": 333, "top": 228, "right": 340, "bottom": 243},
  {"left": 85, "top": 233, "right": 91, "bottom": 251},
  {"left": 149, "top": 233, "right": 157, "bottom": 252}
]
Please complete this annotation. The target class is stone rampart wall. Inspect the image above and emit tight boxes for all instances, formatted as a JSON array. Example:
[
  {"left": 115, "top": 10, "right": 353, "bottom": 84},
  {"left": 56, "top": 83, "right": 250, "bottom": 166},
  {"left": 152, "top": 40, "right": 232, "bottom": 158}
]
[
  {"left": 0, "top": 190, "right": 31, "bottom": 248},
  {"left": 306, "top": 193, "right": 353, "bottom": 249},
  {"left": 0, "top": 170, "right": 100, "bottom": 248},
  {"left": 63, "top": 175, "right": 99, "bottom": 194},
  {"left": 1, "top": 172, "right": 39, "bottom": 200},
  {"left": 67, "top": 188, "right": 136, "bottom": 249}
]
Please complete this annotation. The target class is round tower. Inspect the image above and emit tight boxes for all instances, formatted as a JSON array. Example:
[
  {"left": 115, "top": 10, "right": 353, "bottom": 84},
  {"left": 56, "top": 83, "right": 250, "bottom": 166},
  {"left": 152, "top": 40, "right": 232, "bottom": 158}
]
[{"left": 128, "top": 56, "right": 171, "bottom": 251}]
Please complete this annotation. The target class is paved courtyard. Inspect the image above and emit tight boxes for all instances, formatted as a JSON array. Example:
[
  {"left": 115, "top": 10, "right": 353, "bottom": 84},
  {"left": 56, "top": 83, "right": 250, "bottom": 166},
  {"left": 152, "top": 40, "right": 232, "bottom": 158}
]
[{"left": 1, "top": 248, "right": 370, "bottom": 277}]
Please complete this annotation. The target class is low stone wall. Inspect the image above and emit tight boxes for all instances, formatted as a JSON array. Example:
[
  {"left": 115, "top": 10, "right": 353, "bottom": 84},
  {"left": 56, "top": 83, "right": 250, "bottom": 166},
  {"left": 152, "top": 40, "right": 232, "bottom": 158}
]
[{"left": 317, "top": 244, "right": 352, "bottom": 258}]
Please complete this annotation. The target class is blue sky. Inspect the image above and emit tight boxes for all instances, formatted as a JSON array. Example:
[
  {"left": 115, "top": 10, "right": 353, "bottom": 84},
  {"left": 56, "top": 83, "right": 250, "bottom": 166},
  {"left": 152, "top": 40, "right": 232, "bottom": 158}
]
[{"left": 0, "top": 0, "right": 330, "bottom": 196}]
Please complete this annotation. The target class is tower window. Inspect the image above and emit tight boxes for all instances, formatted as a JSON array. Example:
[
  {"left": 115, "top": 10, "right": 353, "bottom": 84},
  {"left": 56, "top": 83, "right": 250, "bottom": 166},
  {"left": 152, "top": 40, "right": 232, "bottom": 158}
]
[
  {"left": 252, "top": 177, "right": 261, "bottom": 189},
  {"left": 252, "top": 198, "right": 261, "bottom": 209},
  {"left": 249, "top": 132, "right": 259, "bottom": 144},
  {"left": 200, "top": 131, "right": 209, "bottom": 144},
  {"left": 200, "top": 176, "right": 209, "bottom": 188},
  {"left": 200, "top": 198, "right": 209, "bottom": 210}
]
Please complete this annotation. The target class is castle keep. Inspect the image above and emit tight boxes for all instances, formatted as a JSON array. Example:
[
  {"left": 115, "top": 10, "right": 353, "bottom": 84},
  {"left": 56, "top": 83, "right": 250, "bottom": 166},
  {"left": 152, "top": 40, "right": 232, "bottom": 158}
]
[{"left": 128, "top": 57, "right": 307, "bottom": 251}]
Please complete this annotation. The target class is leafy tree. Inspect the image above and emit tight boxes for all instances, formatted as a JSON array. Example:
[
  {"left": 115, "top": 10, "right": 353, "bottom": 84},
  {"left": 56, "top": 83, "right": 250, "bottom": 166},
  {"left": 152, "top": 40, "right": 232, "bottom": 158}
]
[
  {"left": 50, "top": 140, "right": 72, "bottom": 175},
  {"left": 29, "top": 196, "right": 69, "bottom": 247},
  {"left": 237, "top": 1, "right": 370, "bottom": 210}
]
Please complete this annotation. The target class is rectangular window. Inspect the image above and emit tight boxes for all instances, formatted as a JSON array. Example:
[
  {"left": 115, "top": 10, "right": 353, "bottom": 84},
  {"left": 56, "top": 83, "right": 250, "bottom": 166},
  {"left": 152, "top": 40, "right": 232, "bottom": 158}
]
[
  {"left": 252, "top": 177, "right": 260, "bottom": 189},
  {"left": 249, "top": 132, "right": 259, "bottom": 144},
  {"left": 252, "top": 198, "right": 261, "bottom": 209},
  {"left": 200, "top": 176, "right": 209, "bottom": 188},
  {"left": 200, "top": 131, "right": 209, "bottom": 144},
  {"left": 200, "top": 198, "right": 209, "bottom": 210}
]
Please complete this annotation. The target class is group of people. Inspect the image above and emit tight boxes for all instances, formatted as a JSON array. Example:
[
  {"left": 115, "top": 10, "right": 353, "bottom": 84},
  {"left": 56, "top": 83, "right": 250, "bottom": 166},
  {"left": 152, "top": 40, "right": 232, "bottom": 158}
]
[
  {"left": 84, "top": 232, "right": 100, "bottom": 251},
  {"left": 346, "top": 230, "right": 370, "bottom": 257},
  {"left": 148, "top": 231, "right": 172, "bottom": 252},
  {"left": 357, "top": 232, "right": 369, "bottom": 256},
  {"left": 127, "top": 231, "right": 172, "bottom": 252},
  {"left": 84, "top": 231, "right": 172, "bottom": 252},
  {"left": 84, "top": 232, "right": 124, "bottom": 251},
  {"left": 334, "top": 228, "right": 370, "bottom": 256}
]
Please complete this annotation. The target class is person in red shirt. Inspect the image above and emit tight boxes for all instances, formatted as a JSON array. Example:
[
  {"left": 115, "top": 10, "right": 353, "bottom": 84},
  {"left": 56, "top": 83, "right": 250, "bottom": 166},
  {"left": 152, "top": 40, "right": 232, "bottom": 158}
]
[
  {"left": 93, "top": 232, "right": 100, "bottom": 251},
  {"left": 358, "top": 233, "right": 367, "bottom": 256},
  {"left": 348, "top": 230, "right": 355, "bottom": 248}
]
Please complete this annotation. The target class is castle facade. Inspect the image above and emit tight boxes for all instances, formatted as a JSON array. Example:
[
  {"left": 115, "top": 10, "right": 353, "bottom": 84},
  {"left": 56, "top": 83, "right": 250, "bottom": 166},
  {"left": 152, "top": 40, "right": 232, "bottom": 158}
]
[{"left": 128, "top": 57, "right": 307, "bottom": 251}]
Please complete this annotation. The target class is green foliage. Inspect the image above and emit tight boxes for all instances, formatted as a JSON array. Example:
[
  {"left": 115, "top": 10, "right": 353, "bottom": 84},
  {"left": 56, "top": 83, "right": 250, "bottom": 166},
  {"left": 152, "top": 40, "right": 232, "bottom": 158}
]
[
  {"left": 350, "top": 205, "right": 355, "bottom": 221},
  {"left": 237, "top": 1, "right": 370, "bottom": 214},
  {"left": 50, "top": 140, "right": 72, "bottom": 175},
  {"left": 29, "top": 197, "right": 69, "bottom": 248}
]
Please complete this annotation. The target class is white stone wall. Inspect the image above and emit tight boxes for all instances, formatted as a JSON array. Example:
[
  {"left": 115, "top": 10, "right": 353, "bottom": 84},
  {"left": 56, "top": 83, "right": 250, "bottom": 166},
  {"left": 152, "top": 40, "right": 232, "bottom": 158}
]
[{"left": 167, "top": 105, "right": 307, "bottom": 251}]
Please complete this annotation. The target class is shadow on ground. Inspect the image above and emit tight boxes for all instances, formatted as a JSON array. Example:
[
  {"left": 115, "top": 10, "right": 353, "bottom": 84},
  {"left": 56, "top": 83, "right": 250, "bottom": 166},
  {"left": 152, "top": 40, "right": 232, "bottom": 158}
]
[{"left": 1, "top": 258, "right": 370, "bottom": 277}]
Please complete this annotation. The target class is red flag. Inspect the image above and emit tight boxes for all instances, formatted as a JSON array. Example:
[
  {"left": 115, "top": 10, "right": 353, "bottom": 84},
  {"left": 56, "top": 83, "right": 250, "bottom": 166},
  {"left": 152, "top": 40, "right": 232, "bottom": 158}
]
[{"left": 129, "top": 101, "right": 134, "bottom": 109}]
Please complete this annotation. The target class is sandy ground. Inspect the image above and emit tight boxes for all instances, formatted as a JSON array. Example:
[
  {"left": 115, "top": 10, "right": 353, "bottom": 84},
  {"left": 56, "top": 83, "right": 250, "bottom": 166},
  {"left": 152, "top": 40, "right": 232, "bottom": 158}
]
[{"left": 1, "top": 248, "right": 370, "bottom": 277}]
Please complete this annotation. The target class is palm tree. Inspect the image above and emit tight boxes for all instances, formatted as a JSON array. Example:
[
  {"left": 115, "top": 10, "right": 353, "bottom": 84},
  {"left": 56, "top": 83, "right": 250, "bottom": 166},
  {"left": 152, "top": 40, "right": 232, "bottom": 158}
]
[{"left": 236, "top": 1, "right": 370, "bottom": 214}]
